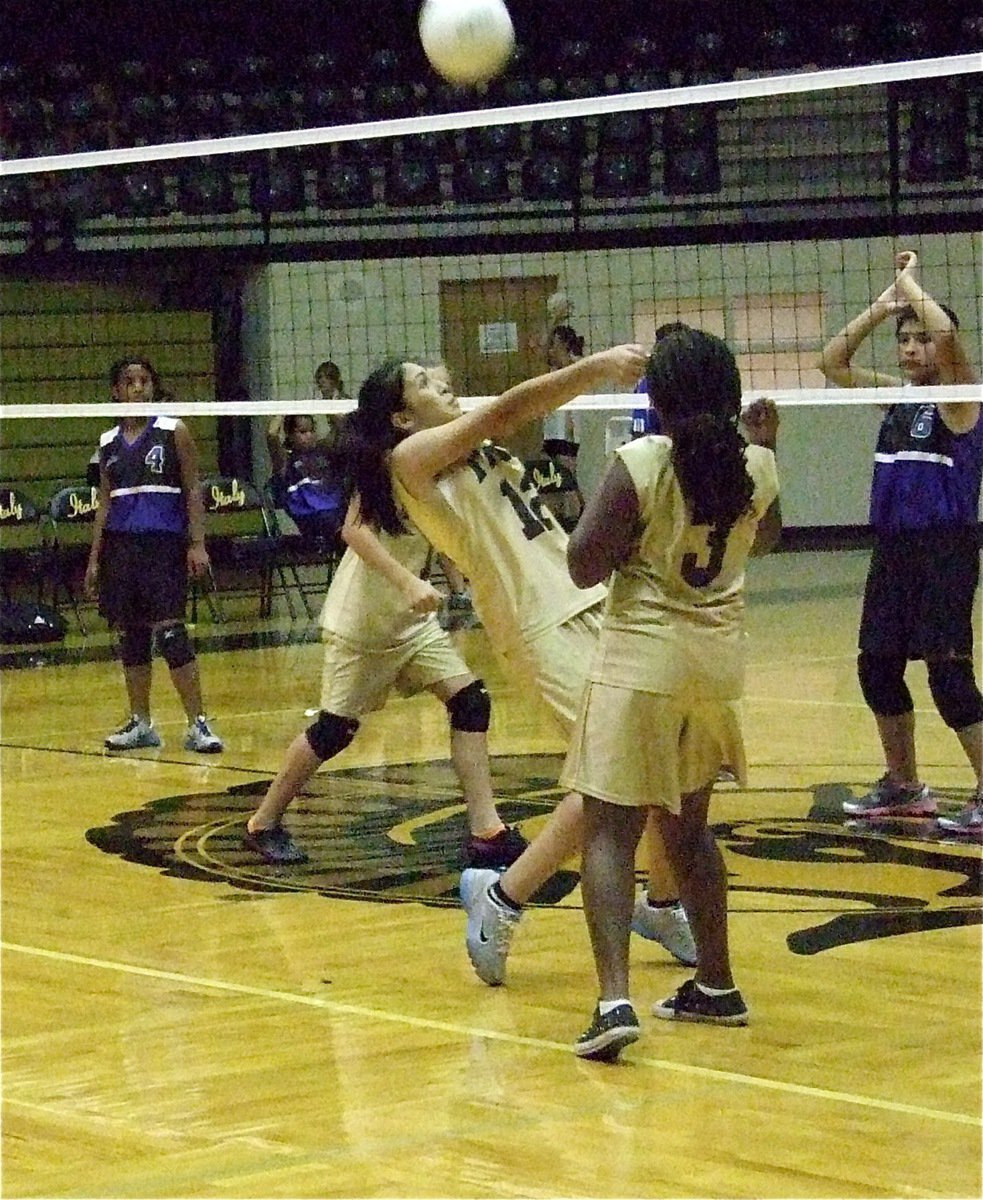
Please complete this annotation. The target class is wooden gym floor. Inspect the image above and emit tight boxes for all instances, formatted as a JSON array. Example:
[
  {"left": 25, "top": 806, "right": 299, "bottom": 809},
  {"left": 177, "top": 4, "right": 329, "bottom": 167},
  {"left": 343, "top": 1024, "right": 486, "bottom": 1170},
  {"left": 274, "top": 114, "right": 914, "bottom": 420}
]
[{"left": 2, "top": 548, "right": 980, "bottom": 1199}]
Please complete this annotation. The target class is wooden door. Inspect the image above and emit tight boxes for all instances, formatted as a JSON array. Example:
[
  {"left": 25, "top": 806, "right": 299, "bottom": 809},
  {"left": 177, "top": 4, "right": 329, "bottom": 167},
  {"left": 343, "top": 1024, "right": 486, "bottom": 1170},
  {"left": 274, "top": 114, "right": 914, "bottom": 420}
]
[{"left": 439, "top": 274, "right": 557, "bottom": 458}]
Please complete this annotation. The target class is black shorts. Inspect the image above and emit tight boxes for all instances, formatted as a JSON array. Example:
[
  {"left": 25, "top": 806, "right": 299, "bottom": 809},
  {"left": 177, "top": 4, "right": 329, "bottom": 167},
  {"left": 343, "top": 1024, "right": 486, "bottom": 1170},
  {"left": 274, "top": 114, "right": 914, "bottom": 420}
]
[
  {"left": 98, "top": 531, "right": 188, "bottom": 629},
  {"left": 859, "top": 526, "right": 980, "bottom": 660}
]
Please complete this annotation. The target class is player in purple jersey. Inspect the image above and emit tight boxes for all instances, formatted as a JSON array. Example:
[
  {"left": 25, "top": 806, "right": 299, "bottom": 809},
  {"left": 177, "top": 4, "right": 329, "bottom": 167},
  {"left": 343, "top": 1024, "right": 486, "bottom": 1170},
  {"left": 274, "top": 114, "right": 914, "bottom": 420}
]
[
  {"left": 85, "top": 358, "right": 223, "bottom": 754},
  {"left": 818, "top": 251, "right": 982, "bottom": 835}
]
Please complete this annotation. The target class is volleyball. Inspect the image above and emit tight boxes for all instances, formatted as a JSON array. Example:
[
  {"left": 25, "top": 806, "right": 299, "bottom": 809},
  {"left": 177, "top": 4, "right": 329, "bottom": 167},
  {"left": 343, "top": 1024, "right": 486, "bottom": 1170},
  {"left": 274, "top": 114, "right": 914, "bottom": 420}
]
[{"left": 418, "top": 0, "right": 516, "bottom": 86}]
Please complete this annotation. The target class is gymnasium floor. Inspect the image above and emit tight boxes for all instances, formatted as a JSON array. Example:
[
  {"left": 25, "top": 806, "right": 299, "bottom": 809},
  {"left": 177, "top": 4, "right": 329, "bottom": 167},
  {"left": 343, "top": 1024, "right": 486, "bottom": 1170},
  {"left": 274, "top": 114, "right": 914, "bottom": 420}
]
[{"left": 2, "top": 547, "right": 980, "bottom": 1199}]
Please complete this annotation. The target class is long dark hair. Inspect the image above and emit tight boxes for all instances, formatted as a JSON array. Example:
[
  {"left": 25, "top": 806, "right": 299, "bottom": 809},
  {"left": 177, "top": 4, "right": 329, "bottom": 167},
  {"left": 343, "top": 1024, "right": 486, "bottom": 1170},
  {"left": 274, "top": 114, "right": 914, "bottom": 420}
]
[
  {"left": 334, "top": 357, "right": 408, "bottom": 536},
  {"left": 644, "top": 327, "right": 754, "bottom": 532}
]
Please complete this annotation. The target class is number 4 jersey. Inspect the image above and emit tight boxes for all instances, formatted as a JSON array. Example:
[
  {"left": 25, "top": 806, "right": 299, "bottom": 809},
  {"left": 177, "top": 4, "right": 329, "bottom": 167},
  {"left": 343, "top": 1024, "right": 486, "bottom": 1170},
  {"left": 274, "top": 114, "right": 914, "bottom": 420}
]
[
  {"left": 98, "top": 416, "right": 187, "bottom": 534},
  {"left": 393, "top": 440, "right": 607, "bottom": 652},
  {"left": 595, "top": 435, "right": 779, "bottom": 699}
]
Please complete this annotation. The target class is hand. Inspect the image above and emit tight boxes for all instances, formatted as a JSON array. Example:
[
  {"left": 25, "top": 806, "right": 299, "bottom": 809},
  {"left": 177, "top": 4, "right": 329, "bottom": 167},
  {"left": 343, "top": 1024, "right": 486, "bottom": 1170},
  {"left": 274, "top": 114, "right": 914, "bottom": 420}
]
[
  {"left": 741, "top": 398, "right": 779, "bottom": 449},
  {"left": 895, "top": 250, "right": 917, "bottom": 275},
  {"left": 402, "top": 576, "right": 442, "bottom": 615},
  {"left": 546, "top": 291, "right": 570, "bottom": 323},
  {"left": 597, "top": 344, "right": 648, "bottom": 387},
  {"left": 187, "top": 543, "right": 210, "bottom": 578},
  {"left": 873, "top": 279, "right": 906, "bottom": 315}
]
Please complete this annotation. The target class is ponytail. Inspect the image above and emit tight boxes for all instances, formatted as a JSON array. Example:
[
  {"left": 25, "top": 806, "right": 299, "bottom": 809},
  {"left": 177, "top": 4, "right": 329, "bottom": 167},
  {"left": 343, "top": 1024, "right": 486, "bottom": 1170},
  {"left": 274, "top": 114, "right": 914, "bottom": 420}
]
[{"left": 645, "top": 327, "right": 754, "bottom": 533}]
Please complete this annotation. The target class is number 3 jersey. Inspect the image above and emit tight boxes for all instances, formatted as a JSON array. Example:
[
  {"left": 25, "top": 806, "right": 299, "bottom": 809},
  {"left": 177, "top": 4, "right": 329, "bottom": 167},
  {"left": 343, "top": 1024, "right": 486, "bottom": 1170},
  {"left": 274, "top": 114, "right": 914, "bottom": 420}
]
[
  {"left": 393, "top": 440, "right": 607, "bottom": 652},
  {"left": 98, "top": 416, "right": 187, "bottom": 534},
  {"left": 595, "top": 436, "right": 779, "bottom": 699}
]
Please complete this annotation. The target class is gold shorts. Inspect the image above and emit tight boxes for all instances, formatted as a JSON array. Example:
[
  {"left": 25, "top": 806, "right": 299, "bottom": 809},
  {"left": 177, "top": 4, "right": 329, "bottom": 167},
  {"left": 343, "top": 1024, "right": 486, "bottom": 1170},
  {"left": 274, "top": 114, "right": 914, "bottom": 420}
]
[
  {"left": 319, "top": 623, "right": 471, "bottom": 718},
  {"left": 501, "top": 604, "right": 603, "bottom": 735},
  {"left": 560, "top": 681, "right": 747, "bottom": 814}
]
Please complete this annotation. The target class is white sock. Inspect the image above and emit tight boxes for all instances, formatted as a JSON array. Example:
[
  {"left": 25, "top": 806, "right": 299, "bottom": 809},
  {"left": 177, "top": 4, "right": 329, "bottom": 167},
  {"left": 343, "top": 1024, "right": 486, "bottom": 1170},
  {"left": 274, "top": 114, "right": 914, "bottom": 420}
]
[
  {"left": 696, "top": 982, "right": 737, "bottom": 997},
  {"left": 598, "top": 998, "right": 630, "bottom": 1015}
]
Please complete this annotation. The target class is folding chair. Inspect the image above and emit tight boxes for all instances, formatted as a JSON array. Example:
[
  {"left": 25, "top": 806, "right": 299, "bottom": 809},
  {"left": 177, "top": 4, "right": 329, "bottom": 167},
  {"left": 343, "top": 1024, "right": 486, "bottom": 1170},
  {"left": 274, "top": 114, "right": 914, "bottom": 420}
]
[
  {"left": 44, "top": 482, "right": 100, "bottom": 634},
  {"left": 199, "top": 474, "right": 299, "bottom": 620},
  {"left": 0, "top": 485, "right": 45, "bottom": 606},
  {"left": 261, "top": 478, "right": 342, "bottom": 620},
  {"left": 521, "top": 455, "right": 585, "bottom": 532}
]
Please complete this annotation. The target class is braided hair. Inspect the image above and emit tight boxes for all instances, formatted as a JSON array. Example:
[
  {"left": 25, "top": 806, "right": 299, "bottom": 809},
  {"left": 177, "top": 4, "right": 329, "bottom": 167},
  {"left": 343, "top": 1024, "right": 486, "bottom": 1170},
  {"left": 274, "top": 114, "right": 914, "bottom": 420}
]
[
  {"left": 644, "top": 327, "right": 754, "bottom": 533},
  {"left": 334, "top": 358, "right": 409, "bottom": 536}
]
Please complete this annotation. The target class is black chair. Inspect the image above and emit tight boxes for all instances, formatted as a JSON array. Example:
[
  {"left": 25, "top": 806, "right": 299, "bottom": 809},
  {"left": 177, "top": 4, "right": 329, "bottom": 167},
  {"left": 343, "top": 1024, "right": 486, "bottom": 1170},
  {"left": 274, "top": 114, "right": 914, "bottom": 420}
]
[
  {"left": 44, "top": 482, "right": 100, "bottom": 633},
  {"left": 261, "top": 477, "right": 343, "bottom": 620},
  {"left": 522, "top": 455, "right": 584, "bottom": 533},
  {"left": 200, "top": 474, "right": 310, "bottom": 620},
  {"left": 0, "top": 485, "right": 44, "bottom": 606}
]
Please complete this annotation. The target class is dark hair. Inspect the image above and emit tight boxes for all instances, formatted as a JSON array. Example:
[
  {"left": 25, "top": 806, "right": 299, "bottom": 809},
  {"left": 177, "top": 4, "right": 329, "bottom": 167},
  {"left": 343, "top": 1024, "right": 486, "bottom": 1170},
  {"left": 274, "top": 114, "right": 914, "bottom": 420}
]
[
  {"left": 895, "top": 303, "right": 959, "bottom": 337},
  {"left": 336, "top": 358, "right": 408, "bottom": 536},
  {"left": 109, "top": 356, "right": 162, "bottom": 394},
  {"left": 548, "top": 325, "right": 585, "bottom": 357},
  {"left": 654, "top": 321, "right": 688, "bottom": 341},
  {"left": 644, "top": 326, "right": 754, "bottom": 532},
  {"left": 283, "top": 414, "right": 316, "bottom": 442}
]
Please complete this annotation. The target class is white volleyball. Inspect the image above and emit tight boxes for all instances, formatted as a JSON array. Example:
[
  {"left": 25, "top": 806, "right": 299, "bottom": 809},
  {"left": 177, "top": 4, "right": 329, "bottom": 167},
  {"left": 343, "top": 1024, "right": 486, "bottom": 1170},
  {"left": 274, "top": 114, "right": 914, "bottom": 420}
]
[{"left": 419, "top": 0, "right": 516, "bottom": 86}]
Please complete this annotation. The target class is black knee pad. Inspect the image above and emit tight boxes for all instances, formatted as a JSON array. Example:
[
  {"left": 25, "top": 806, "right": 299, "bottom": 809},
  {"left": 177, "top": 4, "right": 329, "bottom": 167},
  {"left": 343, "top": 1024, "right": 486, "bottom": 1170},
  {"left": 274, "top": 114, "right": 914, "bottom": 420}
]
[
  {"left": 156, "top": 623, "right": 194, "bottom": 670},
  {"left": 927, "top": 657, "right": 983, "bottom": 731},
  {"left": 858, "top": 652, "right": 913, "bottom": 716},
  {"left": 119, "top": 626, "right": 152, "bottom": 667},
  {"left": 446, "top": 678, "right": 491, "bottom": 733},
  {"left": 305, "top": 711, "right": 359, "bottom": 761}
]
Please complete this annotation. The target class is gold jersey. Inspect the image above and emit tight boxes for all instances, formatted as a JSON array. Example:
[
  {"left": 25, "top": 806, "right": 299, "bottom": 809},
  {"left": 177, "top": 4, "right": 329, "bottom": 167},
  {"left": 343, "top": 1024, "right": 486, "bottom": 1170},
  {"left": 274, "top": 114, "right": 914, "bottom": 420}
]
[
  {"left": 590, "top": 436, "right": 779, "bottom": 698},
  {"left": 320, "top": 523, "right": 435, "bottom": 649},
  {"left": 394, "top": 441, "right": 607, "bottom": 654}
]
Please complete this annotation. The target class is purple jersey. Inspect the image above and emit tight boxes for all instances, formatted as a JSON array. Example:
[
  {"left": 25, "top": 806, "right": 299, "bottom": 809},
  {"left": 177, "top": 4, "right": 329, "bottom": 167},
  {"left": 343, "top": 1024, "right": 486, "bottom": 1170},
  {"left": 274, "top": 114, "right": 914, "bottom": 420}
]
[
  {"left": 869, "top": 403, "right": 983, "bottom": 532},
  {"left": 282, "top": 447, "right": 345, "bottom": 522},
  {"left": 99, "top": 417, "right": 187, "bottom": 535}
]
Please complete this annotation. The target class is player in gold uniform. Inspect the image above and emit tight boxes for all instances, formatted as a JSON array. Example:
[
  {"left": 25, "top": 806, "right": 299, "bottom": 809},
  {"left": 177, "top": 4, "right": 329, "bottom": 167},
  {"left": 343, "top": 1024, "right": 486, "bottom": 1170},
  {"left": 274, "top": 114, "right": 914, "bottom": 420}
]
[
  {"left": 244, "top": 502, "right": 523, "bottom": 869},
  {"left": 562, "top": 327, "right": 781, "bottom": 1060},
  {"left": 343, "top": 344, "right": 698, "bottom": 984}
]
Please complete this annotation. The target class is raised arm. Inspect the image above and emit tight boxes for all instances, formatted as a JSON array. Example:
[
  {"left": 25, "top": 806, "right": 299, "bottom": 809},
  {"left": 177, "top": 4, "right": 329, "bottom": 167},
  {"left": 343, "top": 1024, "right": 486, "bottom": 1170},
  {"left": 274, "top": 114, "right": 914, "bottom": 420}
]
[
  {"left": 816, "top": 271, "right": 907, "bottom": 389},
  {"left": 741, "top": 398, "right": 783, "bottom": 556},
  {"left": 393, "top": 344, "right": 647, "bottom": 497},
  {"left": 266, "top": 417, "right": 288, "bottom": 475},
  {"left": 891, "top": 250, "right": 980, "bottom": 433},
  {"left": 567, "top": 455, "right": 640, "bottom": 588}
]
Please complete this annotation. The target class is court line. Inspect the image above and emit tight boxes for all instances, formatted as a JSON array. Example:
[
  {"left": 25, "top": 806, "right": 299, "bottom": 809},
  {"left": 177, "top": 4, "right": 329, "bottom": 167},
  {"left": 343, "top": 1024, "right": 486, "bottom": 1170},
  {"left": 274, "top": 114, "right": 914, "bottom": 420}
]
[{"left": 4, "top": 940, "right": 978, "bottom": 1128}]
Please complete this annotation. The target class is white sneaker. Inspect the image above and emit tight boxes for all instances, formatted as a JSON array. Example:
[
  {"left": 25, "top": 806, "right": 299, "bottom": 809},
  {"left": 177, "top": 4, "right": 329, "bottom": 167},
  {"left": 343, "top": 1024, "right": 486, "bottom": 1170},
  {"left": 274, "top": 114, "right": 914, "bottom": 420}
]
[
  {"left": 105, "top": 715, "right": 161, "bottom": 750},
  {"left": 937, "top": 802, "right": 983, "bottom": 836},
  {"left": 631, "top": 897, "right": 697, "bottom": 966},
  {"left": 460, "top": 868, "right": 521, "bottom": 986},
  {"left": 184, "top": 715, "right": 224, "bottom": 753}
]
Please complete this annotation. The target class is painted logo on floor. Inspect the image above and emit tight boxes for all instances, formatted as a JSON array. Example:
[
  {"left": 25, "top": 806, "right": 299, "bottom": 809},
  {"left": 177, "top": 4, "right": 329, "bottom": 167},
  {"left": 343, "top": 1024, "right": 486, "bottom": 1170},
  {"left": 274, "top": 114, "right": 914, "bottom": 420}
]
[{"left": 85, "top": 756, "right": 981, "bottom": 954}]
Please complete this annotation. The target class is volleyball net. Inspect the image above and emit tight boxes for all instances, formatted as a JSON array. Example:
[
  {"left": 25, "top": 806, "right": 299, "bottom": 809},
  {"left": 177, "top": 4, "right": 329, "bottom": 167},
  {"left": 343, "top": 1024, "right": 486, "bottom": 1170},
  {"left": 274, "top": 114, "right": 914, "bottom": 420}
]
[{"left": 1, "top": 53, "right": 980, "bottom": 531}]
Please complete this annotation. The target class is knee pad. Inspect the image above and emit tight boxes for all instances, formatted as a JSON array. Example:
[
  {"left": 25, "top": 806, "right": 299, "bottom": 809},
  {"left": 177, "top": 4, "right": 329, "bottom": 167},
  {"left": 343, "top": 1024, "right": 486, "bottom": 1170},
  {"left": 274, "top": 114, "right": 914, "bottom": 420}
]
[
  {"left": 305, "top": 711, "right": 359, "bottom": 761},
  {"left": 858, "top": 652, "right": 913, "bottom": 716},
  {"left": 119, "top": 626, "right": 152, "bottom": 667},
  {"left": 927, "top": 657, "right": 983, "bottom": 731},
  {"left": 156, "top": 623, "right": 194, "bottom": 670},
  {"left": 446, "top": 678, "right": 491, "bottom": 733}
]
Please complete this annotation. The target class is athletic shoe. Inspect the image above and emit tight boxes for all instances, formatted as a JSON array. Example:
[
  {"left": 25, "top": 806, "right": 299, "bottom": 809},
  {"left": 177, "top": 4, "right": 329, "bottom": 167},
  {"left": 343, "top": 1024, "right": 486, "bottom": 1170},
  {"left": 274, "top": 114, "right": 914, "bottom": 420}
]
[
  {"left": 184, "top": 715, "right": 224, "bottom": 753},
  {"left": 842, "top": 776, "right": 936, "bottom": 818},
  {"left": 575, "top": 1003, "right": 641, "bottom": 1062},
  {"left": 717, "top": 765, "right": 738, "bottom": 784},
  {"left": 460, "top": 867, "right": 521, "bottom": 986},
  {"left": 243, "top": 824, "right": 309, "bottom": 864},
  {"left": 937, "top": 802, "right": 983, "bottom": 836},
  {"left": 105, "top": 715, "right": 161, "bottom": 751},
  {"left": 463, "top": 825, "right": 529, "bottom": 870},
  {"left": 631, "top": 897, "right": 697, "bottom": 966},
  {"left": 652, "top": 978, "right": 749, "bottom": 1026},
  {"left": 447, "top": 591, "right": 473, "bottom": 611}
]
